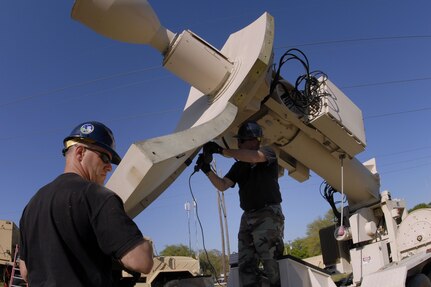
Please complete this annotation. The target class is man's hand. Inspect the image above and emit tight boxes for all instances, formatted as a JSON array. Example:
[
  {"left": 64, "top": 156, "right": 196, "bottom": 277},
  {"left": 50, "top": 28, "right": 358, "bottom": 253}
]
[
  {"left": 195, "top": 153, "right": 211, "bottom": 174},
  {"left": 203, "top": 142, "right": 224, "bottom": 155}
]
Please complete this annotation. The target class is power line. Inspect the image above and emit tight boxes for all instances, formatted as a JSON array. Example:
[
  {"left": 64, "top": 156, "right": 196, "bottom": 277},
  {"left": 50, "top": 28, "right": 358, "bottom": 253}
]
[
  {"left": 342, "top": 76, "right": 431, "bottom": 89},
  {"left": 365, "top": 106, "right": 431, "bottom": 119},
  {"left": 0, "top": 108, "right": 180, "bottom": 141},
  {"left": 0, "top": 66, "right": 162, "bottom": 108},
  {"left": 382, "top": 161, "right": 431, "bottom": 175},
  {"left": 3, "top": 35, "right": 431, "bottom": 109},
  {"left": 275, "top": 35, "right": 431, "bottom": 49},
  {"left": 376, "top": 145, "right": 431, "bottom": 158},
  {"left": 2, "top": 103, "right": 430, "bottom": 142},
  {"left": 4, "top": 69, "right": 431, "bottom": 114},
  {"left": 61, "top": 76, "right": 174, "bottom": 102},
  {"left": 379, "top": 154, "right": 431, "bottom": 167}
]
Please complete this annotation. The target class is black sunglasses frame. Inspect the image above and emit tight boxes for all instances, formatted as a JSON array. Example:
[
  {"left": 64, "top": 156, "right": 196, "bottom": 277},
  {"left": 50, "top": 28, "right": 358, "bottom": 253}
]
[
  {"left": 85, "top": 147, "right": 111, "bottom": 164},
  {"left": 237, "top": 138, "right": 260, "bottom": 144}
]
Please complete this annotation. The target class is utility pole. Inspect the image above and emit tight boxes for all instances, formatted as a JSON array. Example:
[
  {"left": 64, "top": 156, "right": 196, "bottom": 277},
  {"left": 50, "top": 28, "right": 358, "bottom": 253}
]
[
  {"left": 193, "top": 200, "right": 199, "bottom": 259},
  {"left": 212, "top": 160, "right": 229, "bottom": 280},
  {"left": 217, "top": 188, "right": 227, "bottom": 278},
  {"left": 220, "top": 190, "right": 231, "bottom": 258},
  {"left": 184, "top": 201, "right": 192, "bottom": 256}
]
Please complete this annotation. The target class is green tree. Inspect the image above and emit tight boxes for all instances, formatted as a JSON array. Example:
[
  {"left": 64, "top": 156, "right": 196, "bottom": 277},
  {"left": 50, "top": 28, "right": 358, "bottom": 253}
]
[
  {"left": 303, "top": 209, "right": 335, "bottom": 257},
  {"left": 159, "top": 245, "right": 229, "bottom": 277},
  {"left": 285, "top": 209, "right": 335, "bottom": 258},
  {"left": 160, "top": 244, "right": 195, "bottom": 257},
  {"left": 286, "top": 238, "right": 310, "bottom": 259},
  {"left": 198, "top": 249, "right": 228, "bottom": 278},
  {"left": 408, "top": 202, "right": 431, "bottom": 213}
]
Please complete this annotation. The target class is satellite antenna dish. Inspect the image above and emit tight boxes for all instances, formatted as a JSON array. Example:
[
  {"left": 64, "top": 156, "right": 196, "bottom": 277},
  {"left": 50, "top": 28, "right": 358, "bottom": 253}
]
[{"left": 72, "top": 0, "right": 275, "bottom": 217}]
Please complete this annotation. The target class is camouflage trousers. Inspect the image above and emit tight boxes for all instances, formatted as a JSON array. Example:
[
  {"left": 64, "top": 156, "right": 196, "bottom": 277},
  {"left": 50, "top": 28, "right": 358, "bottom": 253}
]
[{"left": 238, "top": 204, "right": 285, "bottom": 287}]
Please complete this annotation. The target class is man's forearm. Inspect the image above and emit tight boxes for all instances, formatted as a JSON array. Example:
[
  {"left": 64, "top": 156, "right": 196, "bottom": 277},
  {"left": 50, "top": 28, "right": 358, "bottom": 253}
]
[{"left": 206, "top": 171, "right": 230, "bottom": 191}]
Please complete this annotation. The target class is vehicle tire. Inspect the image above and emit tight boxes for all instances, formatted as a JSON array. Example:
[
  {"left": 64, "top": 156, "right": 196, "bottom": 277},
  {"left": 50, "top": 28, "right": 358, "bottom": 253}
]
[{"left": 406, "top": 274, "right": 431, "bottom": 287}]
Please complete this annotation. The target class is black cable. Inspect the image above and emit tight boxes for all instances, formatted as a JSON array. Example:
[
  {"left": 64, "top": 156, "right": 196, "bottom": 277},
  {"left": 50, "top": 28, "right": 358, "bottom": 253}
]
[
  {"left": 319, "top": 181, "right": 342, "bottom": 225},
  {"left": 269, "top": 48, "right": 330, "bottom": 119},
  {"left": 188, "top": 170, "right": 223, "bottom": 284}
]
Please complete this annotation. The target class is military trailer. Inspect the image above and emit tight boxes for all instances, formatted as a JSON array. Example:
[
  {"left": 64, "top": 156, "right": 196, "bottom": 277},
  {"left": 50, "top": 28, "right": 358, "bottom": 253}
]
[{"left": 0, "top": 220, "right": 19, "bottom": 285}]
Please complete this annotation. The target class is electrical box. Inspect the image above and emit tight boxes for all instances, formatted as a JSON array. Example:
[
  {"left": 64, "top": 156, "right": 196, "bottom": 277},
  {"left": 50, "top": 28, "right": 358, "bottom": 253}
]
[
  {"left": 0, "top": 220, "right": 19, "bottom": 263},
  {"left": 309, "top": 78, "right": 366, "bottom": 157},
  {"left": 350, "top": 241, "right": 390, "bottom": 285},
  {"left": 319, "top": 225, "right": 352, "bottom": 274},
  {"left": 349, "top": 208, "right": 378, "bottom": 244}
]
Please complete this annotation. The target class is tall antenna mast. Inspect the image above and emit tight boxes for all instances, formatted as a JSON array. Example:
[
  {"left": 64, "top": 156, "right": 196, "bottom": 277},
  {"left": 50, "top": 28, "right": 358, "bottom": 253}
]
[{"left": 184, "top": 201, "right": 192, "bottom": 256}]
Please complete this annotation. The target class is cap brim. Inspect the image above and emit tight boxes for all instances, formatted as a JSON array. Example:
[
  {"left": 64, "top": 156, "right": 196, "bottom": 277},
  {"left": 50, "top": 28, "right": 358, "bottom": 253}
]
[
  {"left": 93, "top": 143, "right": 121, "bottom": 165},
  {"left": 111, "top": 153, "right": 121, "bottom": 165},
  {"left": 233, "top": 135, "right": 255, "bottom": 140}
]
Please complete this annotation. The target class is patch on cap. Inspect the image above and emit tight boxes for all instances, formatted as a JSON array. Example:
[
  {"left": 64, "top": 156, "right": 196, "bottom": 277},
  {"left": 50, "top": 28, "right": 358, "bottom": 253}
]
[{"left": 80, "top": 123, "right": 94, "bottom": 135}]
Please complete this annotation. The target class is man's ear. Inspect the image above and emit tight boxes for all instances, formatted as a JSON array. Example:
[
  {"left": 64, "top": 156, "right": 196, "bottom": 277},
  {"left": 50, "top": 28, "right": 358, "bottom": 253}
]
[{"left": 74, "top": 145, "right": 85, "bottom": 161}]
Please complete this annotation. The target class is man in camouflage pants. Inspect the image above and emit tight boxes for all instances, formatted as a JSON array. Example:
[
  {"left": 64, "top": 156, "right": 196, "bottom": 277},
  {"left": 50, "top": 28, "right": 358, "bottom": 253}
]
[{"left": 199, "top": 122, "right": 285, "bottom": 287}]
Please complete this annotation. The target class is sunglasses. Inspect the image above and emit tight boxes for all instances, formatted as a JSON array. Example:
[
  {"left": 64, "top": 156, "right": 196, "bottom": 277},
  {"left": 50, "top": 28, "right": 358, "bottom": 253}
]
[
  {"left": 85, "top": 147, "right": 111, "bottom": 164},
  {"left": 237, "top": 138, "right": 261, "bottom": 144}
]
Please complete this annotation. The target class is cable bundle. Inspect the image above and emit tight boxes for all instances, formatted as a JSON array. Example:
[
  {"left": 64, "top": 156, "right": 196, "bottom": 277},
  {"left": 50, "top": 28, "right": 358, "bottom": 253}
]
[
  {"left": 320, "top": 181, "right": 346, "bottom": 225},
  {"left": 269, "top": 48, "right": 330, "bottom": 119}
]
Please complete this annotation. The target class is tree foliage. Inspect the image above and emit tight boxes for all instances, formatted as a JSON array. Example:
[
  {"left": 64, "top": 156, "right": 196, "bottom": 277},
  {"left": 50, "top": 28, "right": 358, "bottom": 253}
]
[
  {"left": 285, "top": 209, "right": 335, "bottom": 258},
  {"left": 198, "top": 249, "right": 228, "bottom": 277},
  {"left": 159, "top": 244, "right": 194, "bottom": 257},
  {"left": 408, "top": 202, "right": 431, "bottom": 213},
  {"left": 159, "top": 245, "right": 228, "bottom": 278},
  {"left": 285, "top": 238, "right": 309, "bottom": 258}
]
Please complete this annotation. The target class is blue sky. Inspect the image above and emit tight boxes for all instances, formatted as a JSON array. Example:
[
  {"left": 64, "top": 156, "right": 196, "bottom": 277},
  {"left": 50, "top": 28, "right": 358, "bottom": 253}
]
[{"left": 1, "top": 0, "right": 431, "bottom": 255}]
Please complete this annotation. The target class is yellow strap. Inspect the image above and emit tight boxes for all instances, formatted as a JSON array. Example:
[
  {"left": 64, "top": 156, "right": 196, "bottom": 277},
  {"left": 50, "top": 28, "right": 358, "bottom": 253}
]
[{"left": 64, "top": 138, "right": 94, "bottom": 149}]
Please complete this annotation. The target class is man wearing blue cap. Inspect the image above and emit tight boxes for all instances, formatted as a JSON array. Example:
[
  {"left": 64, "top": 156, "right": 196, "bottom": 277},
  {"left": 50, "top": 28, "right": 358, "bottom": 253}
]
[
  {"left": 19, "top": 121, "right": 154, "bottom": 286},
  {"left": 199, "top": 121, "right": 285, "bottom": 287}
]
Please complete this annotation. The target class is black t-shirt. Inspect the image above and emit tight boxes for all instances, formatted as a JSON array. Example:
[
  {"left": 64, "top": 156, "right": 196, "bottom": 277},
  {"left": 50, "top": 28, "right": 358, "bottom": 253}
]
[
  {"left": 225, "top": 146, "right": 282, "bottom": 211},
  {"left": 19, "top": 173, "right": 144, "bottom": 287}
]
